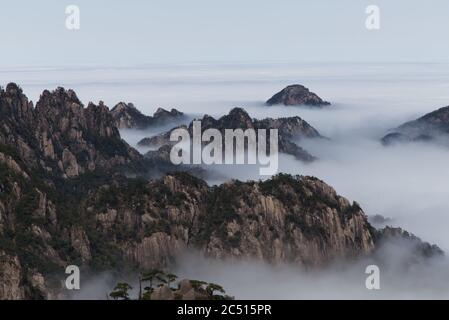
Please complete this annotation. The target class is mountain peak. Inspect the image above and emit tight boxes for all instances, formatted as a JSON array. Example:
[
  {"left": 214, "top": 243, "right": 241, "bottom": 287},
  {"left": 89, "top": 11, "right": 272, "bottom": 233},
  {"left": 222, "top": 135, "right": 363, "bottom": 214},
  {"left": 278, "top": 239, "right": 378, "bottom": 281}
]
[
  {"left": 382, "top": 105, "right": 449, "bottom": 145},
  {"left": 110, "top": 103, "right": 185, "bottom": 130},
  {"left": 266, "top": 84, "right": 331, "bottom": 107},
  {"left": 1, "top": 84, "right": 142, "bottom": 178},
  {"left": 4, "top": 82, "right": 23, "bottom": 96},
  {"left": 228, "top": 107, "right": 251, "bottom": 117}
]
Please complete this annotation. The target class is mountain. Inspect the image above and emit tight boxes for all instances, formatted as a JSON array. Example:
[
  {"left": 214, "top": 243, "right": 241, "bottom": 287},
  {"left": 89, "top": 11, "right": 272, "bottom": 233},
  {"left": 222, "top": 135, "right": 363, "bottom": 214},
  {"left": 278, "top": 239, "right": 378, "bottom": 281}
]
[
  {"left": 138, "top": 107, "right": 322, "bottom": 162},
  {"left": 0, "top": 84, "right": 442, "bottom": 300},
  {"left": 376, "top": 226, "right": 443, "bottom": 258},
  {"left": 0, "top": 83, "right": 144, "bottom": 178},
  {"left": 382, "top": 106, "right": 449, "bottom": 145},
  {"left": 0, "top": 169, "right": 376, "bottom": 299},
  {"left": 266, "top": 85, "right": 331, "bottom": 107},
  {"left": 110, "top": 102, "right": 184, "bottom": 130}
]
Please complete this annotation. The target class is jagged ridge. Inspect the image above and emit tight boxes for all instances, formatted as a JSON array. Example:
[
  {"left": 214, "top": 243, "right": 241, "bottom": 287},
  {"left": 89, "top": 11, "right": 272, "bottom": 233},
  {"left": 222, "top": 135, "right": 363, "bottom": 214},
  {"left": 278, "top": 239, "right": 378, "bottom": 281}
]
[
  {"left": 110, "top": 102, "right": 184, "bottom": 130},
  {"left": 382, "top": 106, "right": 449, "bottom": 145},
  {"left": 138, "top": 107, "right": 321, "bottom": 162}
]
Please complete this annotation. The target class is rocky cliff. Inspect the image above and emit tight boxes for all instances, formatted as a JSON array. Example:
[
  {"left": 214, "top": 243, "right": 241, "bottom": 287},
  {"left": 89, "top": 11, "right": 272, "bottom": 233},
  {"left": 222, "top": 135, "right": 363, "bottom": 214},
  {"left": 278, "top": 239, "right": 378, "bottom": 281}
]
[
  {"left": 0, "top": 148, "right": 378, "bottom": 299},
  {"left": 87, "top": 173, "right": 376, "bottom": 270},
  {"left": 0, "top": 83, "right": 144, "bottom": 178},
  {"left": 266, "top": 85, "right": 331, "bottom": 107}
]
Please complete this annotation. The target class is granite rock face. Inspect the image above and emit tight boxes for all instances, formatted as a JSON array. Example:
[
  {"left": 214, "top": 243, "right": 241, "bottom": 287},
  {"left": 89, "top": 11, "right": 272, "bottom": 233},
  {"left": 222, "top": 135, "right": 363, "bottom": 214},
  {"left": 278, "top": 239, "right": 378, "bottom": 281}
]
[
  {"left": 266, "top": 85, "right": 331, "bottom": 107},
  {"left": 89, "top": 173, "right": 377, "bottom": 269}
]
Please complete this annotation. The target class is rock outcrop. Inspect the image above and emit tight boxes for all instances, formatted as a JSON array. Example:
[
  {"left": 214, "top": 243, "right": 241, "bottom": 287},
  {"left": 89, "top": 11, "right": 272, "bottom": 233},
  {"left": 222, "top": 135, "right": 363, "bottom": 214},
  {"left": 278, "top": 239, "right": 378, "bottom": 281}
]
[
  {"left": 266, "top": 85, "right": 330, "bottom": 107},
  {"left": 382, "top": 106, "right": 449, "bottom": 145},
  {"left": 110, "top": 102, "right": 184, "bottom": 130},
  {"left": 138, "top": 108, "right": 322, "bottom": 162}
]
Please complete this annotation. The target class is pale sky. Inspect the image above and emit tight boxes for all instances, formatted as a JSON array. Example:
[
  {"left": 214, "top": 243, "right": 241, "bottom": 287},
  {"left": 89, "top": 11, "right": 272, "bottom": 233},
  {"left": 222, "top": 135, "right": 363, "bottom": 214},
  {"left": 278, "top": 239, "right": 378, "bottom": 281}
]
[{"left": 1, "top": 0, "right": 449, "bottom": 67}]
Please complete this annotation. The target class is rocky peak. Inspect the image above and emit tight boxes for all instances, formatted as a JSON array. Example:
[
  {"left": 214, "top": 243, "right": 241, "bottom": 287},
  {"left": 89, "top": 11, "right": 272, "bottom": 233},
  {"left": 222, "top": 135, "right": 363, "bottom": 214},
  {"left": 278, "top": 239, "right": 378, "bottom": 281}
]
[
  {"left": 266, "top": 84, "right": 331, "bottom": 107},
  {"left": 40, "top": 86, "right": 81, "bottom": 103},
  {"left": 376, "top": 226, "right": 444, "bottom": 258},
  {"left": 257, "top": 116, "right": 321, "bottom": 140},
  {"left": 227, "top": 107, "right": 251, "bottom": 119},
  {"left": 382, "top": 106, "right": 449, "bottom": 145},
  {"left": 0, "top": 83, "right": 34, "bottom": 122},
  {"left": 4, "top": 83, "right": 23, "bottom": 98},
  {"left": 0, "top": 84, "right": 143, "bottom": 178},
  {"left": 154, "top": 107, "right": 183, "bottom": 119},
  {"left": 188, "top": 108, "right": 253, "bottom": 132},
  {"left": 113, "top": 102, "right": 137, "bottom": 113},
  {"left": 110, "top": 102, "right": 184, "bottom": 130},
  {"left": 219, "top": 107, "right": 254, "bottom": 129},
  {"left": 421, "top": 106, "right": 449, "bottom": 125},
  {"left": 36, "top": 88, "right": 85, "bottom": 127}
]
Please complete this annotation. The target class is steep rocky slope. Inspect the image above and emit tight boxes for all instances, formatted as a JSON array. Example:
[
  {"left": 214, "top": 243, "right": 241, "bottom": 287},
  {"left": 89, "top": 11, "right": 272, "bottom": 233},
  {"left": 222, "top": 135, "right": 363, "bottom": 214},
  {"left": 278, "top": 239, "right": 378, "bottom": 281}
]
[
  {"left": 0, "top": 83, "right": 144, "bottom": 178},
  {"left": 110, "top": 102, "right": 184, "bottom": 130},
  {"left": 266, "top": 85, "right": 331, "bottom": 107},
  {"left": 138, "top": 108, "right": 321, "bottom": 162},
  {"left": 0, "top": 167, "right": 377, "bottom": 299},
  {"left": 87, "top": 173, "right": 376, "bottom": 269},
  {"left": 382, "top": 106, "right": 449, "bottom": 145}
]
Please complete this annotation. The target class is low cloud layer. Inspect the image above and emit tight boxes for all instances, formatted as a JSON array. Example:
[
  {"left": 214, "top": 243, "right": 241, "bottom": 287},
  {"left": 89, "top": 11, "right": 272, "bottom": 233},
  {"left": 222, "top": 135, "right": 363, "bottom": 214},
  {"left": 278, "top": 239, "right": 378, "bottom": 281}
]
[
  {"left": 71, "top": 243, "right": 449, "bottom": 300},
  {"left": 172, "top": 245, "right": 449, "bottom": 300}
]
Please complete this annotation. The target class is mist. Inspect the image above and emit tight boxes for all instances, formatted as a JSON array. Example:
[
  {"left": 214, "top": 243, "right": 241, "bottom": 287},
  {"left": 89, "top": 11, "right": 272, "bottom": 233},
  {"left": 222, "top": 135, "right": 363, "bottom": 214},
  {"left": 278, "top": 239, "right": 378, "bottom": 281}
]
[
  {"left": 88, "top": 62, "right": 449, "bottom": 253},
  {"left": 171, "top": 244, "right": 449, "bottom": 300},
  {"left": 72, "top": 243, "right": 449, "bottom": 300}
]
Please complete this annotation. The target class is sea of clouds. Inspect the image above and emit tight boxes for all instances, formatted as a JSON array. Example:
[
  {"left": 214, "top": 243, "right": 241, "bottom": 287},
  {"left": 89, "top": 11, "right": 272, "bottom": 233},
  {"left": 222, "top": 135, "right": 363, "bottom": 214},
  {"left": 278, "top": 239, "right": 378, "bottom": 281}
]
[{"left": 3, "top": 62, "right": 449, "bottom": 299}]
